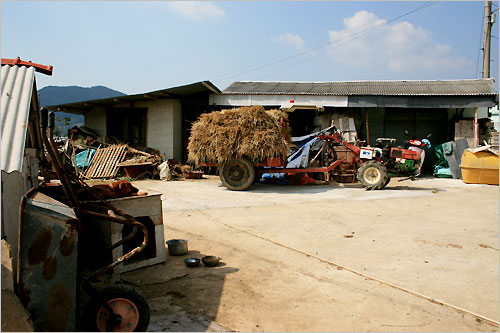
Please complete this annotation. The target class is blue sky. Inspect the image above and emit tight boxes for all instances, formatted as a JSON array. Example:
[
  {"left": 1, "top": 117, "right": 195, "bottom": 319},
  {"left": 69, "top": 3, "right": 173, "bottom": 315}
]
[{"left": 2, "top": 1, "right": 498, "bottom": 94}]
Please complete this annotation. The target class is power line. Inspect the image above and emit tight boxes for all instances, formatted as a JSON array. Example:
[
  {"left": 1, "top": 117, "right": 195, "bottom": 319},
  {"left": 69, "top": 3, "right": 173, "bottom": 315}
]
[
  {"left": 258, "top": 1, "right": 438, "bottom": 80},
  {"left": 475, "top": 9, "right": 486, "bottom": 77},
  {"left": 215, "top": 2, "right": 437, "bottom": 84}
]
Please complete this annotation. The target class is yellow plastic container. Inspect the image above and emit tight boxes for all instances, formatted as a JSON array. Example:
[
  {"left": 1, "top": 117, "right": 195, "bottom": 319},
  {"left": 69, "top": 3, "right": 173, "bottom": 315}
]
[{"left": 460, "top": 150, "right": 499, "bottom": 185}]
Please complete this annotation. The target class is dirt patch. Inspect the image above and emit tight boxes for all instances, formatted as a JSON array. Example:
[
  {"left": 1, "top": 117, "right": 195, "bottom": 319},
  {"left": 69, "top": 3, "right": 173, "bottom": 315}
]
[{"left": 127, "top": 177, "right": 499, "bottom": 332}]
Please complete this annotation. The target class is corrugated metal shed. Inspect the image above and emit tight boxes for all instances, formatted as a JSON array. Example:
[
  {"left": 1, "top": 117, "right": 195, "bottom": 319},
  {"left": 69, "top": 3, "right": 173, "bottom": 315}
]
[
  {"left": 1, "top": 65, "right": 36, "bottom": 173},
  {"left": 222, "top": 79, "right": 496, "bottom": 96}
]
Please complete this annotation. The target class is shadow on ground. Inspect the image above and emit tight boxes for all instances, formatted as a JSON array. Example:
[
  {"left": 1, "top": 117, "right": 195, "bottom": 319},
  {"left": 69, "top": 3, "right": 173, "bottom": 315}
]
[
  {"left": 228, "top": 180, "right": 444, "bottom": 194},
  {"left": 384, "top": 185, "right": 445, "bottom": 192},
  {"left": 121, "top": 248, "right": 238, "bottom": 332},
  {"left": 221, "top": 181, "right": 355, "bottom": 194}
]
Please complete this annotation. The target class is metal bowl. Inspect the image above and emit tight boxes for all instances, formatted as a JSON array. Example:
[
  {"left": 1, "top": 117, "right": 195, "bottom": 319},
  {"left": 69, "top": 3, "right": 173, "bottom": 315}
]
[
  {"left": 184, "top": 257, "right": 200, "bottom": 267},
  {"left": 202, "top": 256, "right": 220, "bottom": 267},
  {"left": 166, "top": 239, "right": 188, "bottom": 256}
]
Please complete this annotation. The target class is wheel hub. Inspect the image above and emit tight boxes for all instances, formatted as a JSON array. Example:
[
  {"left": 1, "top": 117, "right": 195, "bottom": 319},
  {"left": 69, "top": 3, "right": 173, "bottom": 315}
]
[
  {"left": 228, "top": 165, "right": 244, "bottom": 181},
  {"left": 96, "top": 298, "right": 139, "bottom": 332},
  {"left": 363, "top": 167, "right": 381, "bottom": 185}
]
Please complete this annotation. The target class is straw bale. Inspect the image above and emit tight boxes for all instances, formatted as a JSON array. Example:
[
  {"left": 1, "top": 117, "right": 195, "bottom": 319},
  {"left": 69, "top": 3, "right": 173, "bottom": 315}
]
[{"left": 188, "top": 105, "right": 290, "bottom": 165}]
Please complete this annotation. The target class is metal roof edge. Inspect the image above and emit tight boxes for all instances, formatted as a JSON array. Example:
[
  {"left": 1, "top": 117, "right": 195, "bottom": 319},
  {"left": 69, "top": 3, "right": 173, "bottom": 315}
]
[
  {"left": 229, "top": 78, "right": 495, "bottom": 84},
  {"left": 217, "top": 92, "right": 498, "bottom": 96},
  {"left": 221, "top": 79, "right": 497, "bottom": 96},
  {"left": 46, "top": 81, "right": 221, "bottom": 110},
  {"left": 1, "top": 57, "right": 53, "bottom": 76}
]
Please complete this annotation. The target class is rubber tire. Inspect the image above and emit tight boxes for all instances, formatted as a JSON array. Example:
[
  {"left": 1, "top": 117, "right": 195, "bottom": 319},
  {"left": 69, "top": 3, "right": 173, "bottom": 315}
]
[
  {"left": 220, "top": 158, "right": 255, "bottom": 191},
  {"left": 82, "top": 284, "right": 150, "bottom": 332},
  {"left": 357, "top": 160, "right": 388, "bottom": 191},
  {"left": 381, "top": 176, "right": 391, "bottom": 189}
]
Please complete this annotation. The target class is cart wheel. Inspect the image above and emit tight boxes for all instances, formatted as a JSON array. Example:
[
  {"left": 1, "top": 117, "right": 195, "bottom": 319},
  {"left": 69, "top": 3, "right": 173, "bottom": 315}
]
[
  {"left": 357, "top": 161, "right": 388, "bottom": 191},
  {"left": 220, "top": 158, "right": 255, "bottom": 191},
  {"left": 83, "top": 284, "right": 150, "bottom": 332}
]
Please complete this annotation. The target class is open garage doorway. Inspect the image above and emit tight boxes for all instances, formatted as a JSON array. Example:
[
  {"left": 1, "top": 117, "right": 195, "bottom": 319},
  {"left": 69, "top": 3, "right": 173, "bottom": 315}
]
[
  {"left": 384, "top": 108, "right": 448, "bottom": 171},
  {"left": 287, "top": 109, "right": 320, "bottom": 137}
]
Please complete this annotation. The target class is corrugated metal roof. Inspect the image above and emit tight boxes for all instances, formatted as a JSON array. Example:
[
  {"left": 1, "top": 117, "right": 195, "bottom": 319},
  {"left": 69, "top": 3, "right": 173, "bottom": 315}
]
[
  {"left": 47, "top": 81, "right": 221, "bottom": 114},
  {"left": 1, "top": 65, "right": 36, "bottom": 173},
  {"left": 222, "top": 79, "right": 496, "bottom": 96}
]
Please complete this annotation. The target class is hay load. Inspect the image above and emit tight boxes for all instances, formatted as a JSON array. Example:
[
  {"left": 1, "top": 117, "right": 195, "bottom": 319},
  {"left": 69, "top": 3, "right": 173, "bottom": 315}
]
[{"left": 188, "top": 105, "right": 290, "bottom": 165}]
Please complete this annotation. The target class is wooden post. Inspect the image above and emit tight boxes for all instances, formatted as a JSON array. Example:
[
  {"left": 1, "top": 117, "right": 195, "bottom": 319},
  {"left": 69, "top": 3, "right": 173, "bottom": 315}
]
[
  {"left": 365, "top": 110, "right": 370, "bottom": 146},
  {"left": 474, "top": 107, "right": 479, "bottom": 148}
]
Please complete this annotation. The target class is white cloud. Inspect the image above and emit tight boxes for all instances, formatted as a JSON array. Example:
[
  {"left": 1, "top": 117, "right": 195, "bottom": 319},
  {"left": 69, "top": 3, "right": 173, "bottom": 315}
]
[
  {"left": 165, "top": 1, "right": 225, "bottom": 20},
  {"left": 327, "top": 11, "right": 470, "bottom": 75},
  {"left": 275, "top": 33, "right": 305, "bottom": 51}
]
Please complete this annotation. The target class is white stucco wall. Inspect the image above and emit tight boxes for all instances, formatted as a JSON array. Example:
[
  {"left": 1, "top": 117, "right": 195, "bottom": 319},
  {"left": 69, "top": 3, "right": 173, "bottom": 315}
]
[
  {"left": 85, "top": 107, "right": 107, "bottom": 137},
  {"left": 139, "top": 99, "right": 183, "bottom": 161}
]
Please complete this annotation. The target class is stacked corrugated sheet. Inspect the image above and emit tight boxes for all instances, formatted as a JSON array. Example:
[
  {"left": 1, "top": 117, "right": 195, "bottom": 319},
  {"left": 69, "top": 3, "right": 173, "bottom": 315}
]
[{"left": 84, "top": 144, "right": 127, "bottom": 179}]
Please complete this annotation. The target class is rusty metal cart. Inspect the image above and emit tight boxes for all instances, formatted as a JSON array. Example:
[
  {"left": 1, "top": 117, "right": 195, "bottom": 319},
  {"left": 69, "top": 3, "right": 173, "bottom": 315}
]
[{"left": 16, "top": 109, "right": 152, "bottom": 331}]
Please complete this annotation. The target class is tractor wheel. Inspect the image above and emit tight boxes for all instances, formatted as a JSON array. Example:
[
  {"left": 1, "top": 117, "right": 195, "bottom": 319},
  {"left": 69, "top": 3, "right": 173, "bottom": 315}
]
[
  {"left": 381, "top": 177, "right": 391, "bottom": 189},
  {"left": 220, "top": 158, "right": 255, "bottom": 191},
  {"left": 357, "top": 161, "right": 388, "bottom": 191},
  {"left": 82, "top": 284, "right": 150, "bottom": 332}
]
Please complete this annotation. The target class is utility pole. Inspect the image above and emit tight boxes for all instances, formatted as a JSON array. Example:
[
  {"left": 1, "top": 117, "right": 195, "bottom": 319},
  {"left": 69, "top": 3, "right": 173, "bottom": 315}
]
[
  {"left": 483, "top": 1, "right": 494, "bottom": 78},
  {"left": 476, "top": 1, "right": 495, "bottom": 147}
]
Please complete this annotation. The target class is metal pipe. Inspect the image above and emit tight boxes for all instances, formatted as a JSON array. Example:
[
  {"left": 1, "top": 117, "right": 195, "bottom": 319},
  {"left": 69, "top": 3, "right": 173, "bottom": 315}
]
[
  {"left": 39, "top": 108, "right": 79, "bottom": 208},
  {"left": 78, "top": 210, "right": 136, "bottom": 225},
  {"left": 255, "top": 160, "right": 342, "bottom": 175},
  {"left": 107, "top": 226, "right": 138, "bottom": 251},
  {"left": 47, "top": 111, "right": 80, "bottom": 208}
]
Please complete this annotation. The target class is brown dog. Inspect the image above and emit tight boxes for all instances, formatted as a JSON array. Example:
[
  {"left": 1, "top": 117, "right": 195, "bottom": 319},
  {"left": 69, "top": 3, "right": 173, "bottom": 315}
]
[{"left": 77, "top": 180, "right": 147, "bottom": 200}]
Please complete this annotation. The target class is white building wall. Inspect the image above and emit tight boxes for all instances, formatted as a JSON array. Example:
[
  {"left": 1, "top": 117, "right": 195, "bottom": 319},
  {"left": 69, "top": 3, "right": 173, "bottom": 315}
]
[
  {"left": 141, "top": 99, "right": 183, "bottom": 161},
  {"left": 85, "top": 107, "right": 107, "bottom": 137},
  {"left": 172, "top": 100, "right": 183, "bottom": 160},
  {"left": 209, "top": 93, "right": 348, "bottom": 108}
]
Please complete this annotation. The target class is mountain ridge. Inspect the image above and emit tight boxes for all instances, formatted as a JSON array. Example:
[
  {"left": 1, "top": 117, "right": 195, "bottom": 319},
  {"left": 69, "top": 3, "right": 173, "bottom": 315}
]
[{"left": 38, "top": 85, "right": 126, "bottom": 136}]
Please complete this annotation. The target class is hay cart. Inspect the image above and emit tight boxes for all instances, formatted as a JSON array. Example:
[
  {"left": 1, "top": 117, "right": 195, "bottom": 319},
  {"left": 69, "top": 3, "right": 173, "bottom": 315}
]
[
  {"left": 16, "top": 109, "right": 151, "bottom": 331},
  {"left": 203, "top": 128, "right": 363, "bottom": 191}
]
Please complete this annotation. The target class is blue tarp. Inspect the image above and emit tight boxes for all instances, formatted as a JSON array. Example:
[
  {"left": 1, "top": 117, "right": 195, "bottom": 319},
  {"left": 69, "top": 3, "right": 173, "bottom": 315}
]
[
  {"left": 286, "top": 126, "right": 335, "bottom": 168},
  {"left": 260, "top": 173, "right": 289, "bottom": 185},
  {"left": 72, "top": 149, "right": 96, "bottom": 168},
  {"left": 256, "top": 126, "right": 337, "bottom": 183}
]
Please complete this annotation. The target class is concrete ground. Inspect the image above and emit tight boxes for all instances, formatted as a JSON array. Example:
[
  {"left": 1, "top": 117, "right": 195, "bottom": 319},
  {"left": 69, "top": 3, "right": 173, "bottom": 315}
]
[{"left": 123, "top": 176, "right": 499, "bottom": 332}]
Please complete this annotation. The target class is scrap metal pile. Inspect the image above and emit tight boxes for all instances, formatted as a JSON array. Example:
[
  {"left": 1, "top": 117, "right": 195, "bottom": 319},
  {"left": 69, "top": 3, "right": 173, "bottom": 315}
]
[
  {"left": 187, "top": 105, "right": 291, "bottom": 165},
  {"left": 62, "top": 126, "right": 164, "bottom": 180}
]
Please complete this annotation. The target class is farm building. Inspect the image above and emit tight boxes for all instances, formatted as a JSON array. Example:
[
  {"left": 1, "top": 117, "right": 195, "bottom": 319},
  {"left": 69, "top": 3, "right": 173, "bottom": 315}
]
[
  {"left": 48, "top": 79, "right": 497, "bottom": 170},
  {"left": 209, "top": 79, "right": 498, "bottom": 169},
  {"left": 47, "top": 81, "right": 221, "bottom": 162}
]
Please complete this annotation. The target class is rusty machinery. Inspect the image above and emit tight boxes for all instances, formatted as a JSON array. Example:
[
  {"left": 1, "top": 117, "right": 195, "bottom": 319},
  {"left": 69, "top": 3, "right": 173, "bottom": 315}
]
[
  {"left": 16, "top": 108, "right": 150, "bottom": 331},
  {"left": 213, "top": 127, "right": 362, "bottom": 191}
]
